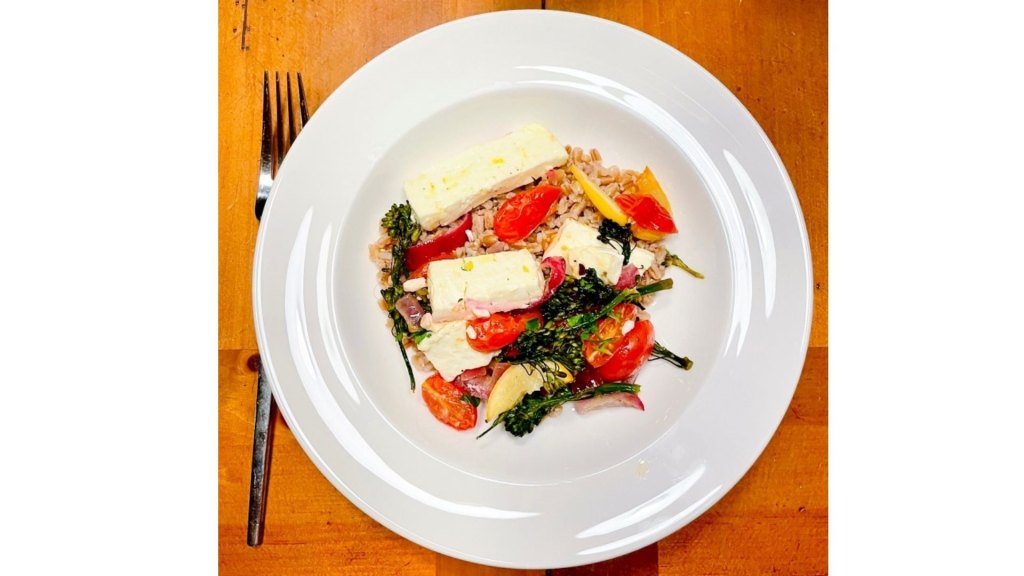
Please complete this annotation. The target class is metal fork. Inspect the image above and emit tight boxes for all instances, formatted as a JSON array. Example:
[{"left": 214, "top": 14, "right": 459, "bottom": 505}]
[{"left": 248, "top": 70, "right": 309, "bottom": 547}]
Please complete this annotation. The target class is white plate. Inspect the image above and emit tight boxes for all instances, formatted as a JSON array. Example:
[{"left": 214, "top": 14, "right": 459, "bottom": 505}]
[{"left": 254, "top": 10, "right": 811, "bottom": 569}]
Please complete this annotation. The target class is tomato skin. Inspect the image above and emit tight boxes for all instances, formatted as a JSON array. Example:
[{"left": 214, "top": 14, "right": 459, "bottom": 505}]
[
  {"left": 583, "top": 303, "right": 640, "bottom": 368},
  {"left": 405, "top": 214, "right": 472, "bottom": 272},
  {"left": 466, "top": 310, "right": 543, "bottom": 352},
  {"left": 493, "top": 185, "right": 562, "bottom": 243},
  {"left": 597, "top": 320, "right": 656, "bottom": 382},
  {"left": 421, "top": 373, "right": 478, "bottom": 430},
  {"left": 614, "top": 193, "right": 678, "bottom": 234}
]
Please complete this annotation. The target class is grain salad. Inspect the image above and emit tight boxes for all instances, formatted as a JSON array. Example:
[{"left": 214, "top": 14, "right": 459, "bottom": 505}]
[{"left": 370, "top": 125, "right": 701, "bottom": 437}]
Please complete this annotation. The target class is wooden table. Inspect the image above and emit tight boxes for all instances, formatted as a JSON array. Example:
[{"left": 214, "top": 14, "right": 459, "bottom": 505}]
[{"left": 219, "top": 1, "right": 827, "bottom": 573}]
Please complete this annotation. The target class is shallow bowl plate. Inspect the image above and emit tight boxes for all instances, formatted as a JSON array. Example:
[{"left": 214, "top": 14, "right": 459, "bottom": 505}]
[{"left": 254, "top": 9, "right": 812, "bottom": 569}]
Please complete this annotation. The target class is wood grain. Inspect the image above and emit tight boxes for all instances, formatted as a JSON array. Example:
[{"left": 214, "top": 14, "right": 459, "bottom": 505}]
[
  {"left": 437, "top": 555, "right": 546, "bottom": 576},
  {"left": 552, "top": 544, "right": 659, "bottom": 575},
  {"left": 219, "top": 1, "right": 827, "bottom": 574}
]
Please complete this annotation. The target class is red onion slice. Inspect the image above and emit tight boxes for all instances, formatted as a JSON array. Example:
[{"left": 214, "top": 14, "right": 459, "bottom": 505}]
[
  {"left": 574, "top": 392, "right": 645, "bottom": 415},
  {"left": 615, "top": 264, "right": 639, "bottom": 290},
  {"left": 455, "top": 362, "right": 510, "bottom": 401},
  {"left": 395, "top": 295, "right": 425, "bottom": 332},
  {"left": 489, "top": 362, "right": 511, "bottom": 383},
  {"left": 533, "top": 256, "right": 566, "bottom": 306}
]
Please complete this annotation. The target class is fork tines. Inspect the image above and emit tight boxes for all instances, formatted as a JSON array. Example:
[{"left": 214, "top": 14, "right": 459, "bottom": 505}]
[
  {"left": 269, "top": 71, "right": 309, "bottom": 174},
  {"left": 255, "top": 71, "right": 308, "bottom": 220}
]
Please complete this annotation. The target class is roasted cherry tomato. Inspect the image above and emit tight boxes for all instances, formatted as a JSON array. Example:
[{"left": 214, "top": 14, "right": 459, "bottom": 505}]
[
  {"left": 421, "top": 373, "right": 478, "bottom": 430},
  {"left": 466, "top": 310, "right": 543, "bottom": 352},
  {"left": 614, "top": 193, "right": 678, "bottom": 235},
  {"left": 493, "top": 185, "right": 562, "bottom": 243},
  {"left": 405, "top": 214, "right": 472, "bottom": 273},
  {"left": 597, "top": 320, "right": 656, "bottom": 382},
  {"left": 583, "top": 303, "right": 640, "bottom": 368}
]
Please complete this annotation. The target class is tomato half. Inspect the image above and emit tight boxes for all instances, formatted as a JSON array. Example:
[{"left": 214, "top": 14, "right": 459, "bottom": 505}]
[
  {"left": 597, "top": 320, "right": 656, "bottom": 382},
  {"left": 614, "top": 193, "right": 678, "bottom": 235},
  {"left": 422, "top": 373, "right": 478, "bottom": 430},
  {"left": 466, "top": 310, "right": 543, "bottom": 352},
  {"left": 583, "top": 303, "right": 640, "bottom": 368},
  {"left": 493, "top": 185, "right": 562, "bottom": 243}
]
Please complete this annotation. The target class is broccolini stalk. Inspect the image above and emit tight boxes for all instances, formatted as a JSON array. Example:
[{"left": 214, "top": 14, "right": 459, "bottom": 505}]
[
  {"left": 503, "top": 273, "right": 676, "bottom": 374},
  {"left": 566, "top": 278, "right": 674, "bottom": 329},
  {"left": 663, "top": 252, "right": 704, "bottom": 279},
  {"left": 499, "top": 321, "right": 587, "bottom": 373},
  {"left": 652, "top": 341, "right": 693, "bottom": 370},
  {"left": 477, "top": 383, "right": 641, "bottom": 438},
  {"left": 540, "top": 268, "right": 617, "bottom": 322},
  {"left": 379, "top": 202, "right": 423, "bottom": 389}
]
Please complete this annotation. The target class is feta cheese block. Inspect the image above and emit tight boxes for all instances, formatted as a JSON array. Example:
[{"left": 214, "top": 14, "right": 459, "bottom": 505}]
[
  {"left": 543, "top": 219, "right": 621, "bottom": 283},
  {"left": 543, "top": 219, "right": 657, "bottom": 285},
  {"left": 627, "top": 247, "right": 657, "bottom": 275},
  {"left": 427, "top": 249, "right": 545, "bottom": 322},
  {"left": 415, "top": 320, "right": 496, "bottom": 381},
  {"left": 404, "top": 124, "right": 569, "bottom": 231}
]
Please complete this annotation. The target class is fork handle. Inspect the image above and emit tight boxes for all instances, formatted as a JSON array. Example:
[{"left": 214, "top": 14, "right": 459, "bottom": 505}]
[{"left": 247, "top": 364, "right": 276, "bottom": 546}]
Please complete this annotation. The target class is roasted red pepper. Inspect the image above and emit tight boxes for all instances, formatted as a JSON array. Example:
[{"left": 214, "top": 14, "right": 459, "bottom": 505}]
[
  {"left": 614, "top": 194, "right": 678, "bottom": 235},
  {"left": 404, "top": 214, "right": 472, "bottom": 272}
]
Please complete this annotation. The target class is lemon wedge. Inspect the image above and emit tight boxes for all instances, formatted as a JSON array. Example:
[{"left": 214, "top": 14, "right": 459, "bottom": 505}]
[
  {"left": 485, "top": 362, "right": 573, "bottom": 422},
  {"left": 569, "top": 165, "right": 629, "bottom": 225}
]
